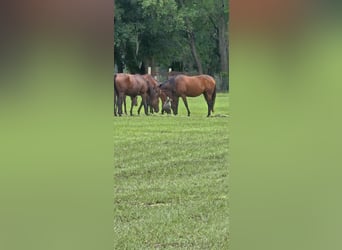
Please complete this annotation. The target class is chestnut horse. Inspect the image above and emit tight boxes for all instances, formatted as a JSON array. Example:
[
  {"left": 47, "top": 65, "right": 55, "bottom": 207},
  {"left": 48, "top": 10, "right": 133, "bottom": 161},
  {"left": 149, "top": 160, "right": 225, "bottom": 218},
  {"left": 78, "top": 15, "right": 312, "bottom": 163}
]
[
  {"left": 114, "top": 73, "right": 159, "bottom": 116},
  {"left": 159, "top": 74, "right": 216, "bottom": 117},
  {"left": 114, "top": 74, "right": 138, "bottom": 116}
]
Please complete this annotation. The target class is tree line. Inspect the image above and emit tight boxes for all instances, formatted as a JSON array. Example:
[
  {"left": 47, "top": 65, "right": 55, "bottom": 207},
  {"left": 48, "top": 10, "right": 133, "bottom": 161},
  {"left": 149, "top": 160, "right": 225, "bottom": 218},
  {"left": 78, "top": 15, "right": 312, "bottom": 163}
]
[{"left": 114, "top": 0, "right": 229, "bottom": 91}]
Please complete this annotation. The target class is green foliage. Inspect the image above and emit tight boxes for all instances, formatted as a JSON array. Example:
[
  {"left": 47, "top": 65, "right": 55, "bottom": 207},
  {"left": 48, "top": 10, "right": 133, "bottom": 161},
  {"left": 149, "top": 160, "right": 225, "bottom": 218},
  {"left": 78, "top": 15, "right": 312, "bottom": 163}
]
[{"left": 114, "top": 0, "right": 229, "bottom": 76}]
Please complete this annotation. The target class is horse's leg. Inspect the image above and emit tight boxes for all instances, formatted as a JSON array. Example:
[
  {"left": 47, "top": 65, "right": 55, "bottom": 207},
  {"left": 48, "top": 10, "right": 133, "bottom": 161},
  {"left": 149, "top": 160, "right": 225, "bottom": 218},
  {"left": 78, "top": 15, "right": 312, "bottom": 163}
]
[
  {"left": 118, "top": 93, "right": 124, "bottom": 116},
  {"left": 130, "top": 97, "right": 135, "bottom": 116},
  {"left": 137, "top": 101, "right": 143, "bottom": 115},
  {"left": 123, "top": 96, "right": 127, "bottom": 115},
  {"left": 160, "top": 95, "right": 165, "bottom": 114},
  {"left": 181, "top": 96, "right": 191, "bottom": 116},
  {"left": 141, "top": 94, "right": 149, "bottom": 115},
  {"left": 146, "top": 96, "right": 152, "bottom": 114},
  {"left": 203, "top": 92, "right": 212, "bottom": 117},
  {"left": 172, "top": 97, "right": 179, "bottom": 115},
  {"left": 114, "top": 92, "right": 117, "bottom": 116}
]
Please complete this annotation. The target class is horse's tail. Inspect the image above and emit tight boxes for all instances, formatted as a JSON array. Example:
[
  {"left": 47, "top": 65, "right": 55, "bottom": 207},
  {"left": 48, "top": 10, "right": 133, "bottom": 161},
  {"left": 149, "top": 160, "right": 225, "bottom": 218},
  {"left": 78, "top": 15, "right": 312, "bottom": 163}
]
[
  {"left": 113, "top": 74, "right": 117, "bottom": 95},
  {"left": 212, "top": 85, "right": 216, "bottom": 113},
  {"left": 114, "top": 74, "right": 118, "bottom": 115}
]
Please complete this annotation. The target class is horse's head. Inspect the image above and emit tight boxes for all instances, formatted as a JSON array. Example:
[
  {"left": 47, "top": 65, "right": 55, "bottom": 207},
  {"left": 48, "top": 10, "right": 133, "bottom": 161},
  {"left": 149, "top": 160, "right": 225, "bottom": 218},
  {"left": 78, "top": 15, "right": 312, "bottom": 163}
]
[
  {"left": 159, "top": 81, "right": 177, "bottom": 114},
  {"left": 159, "top": 87, "right": 177, "bottom": 115},
  {"left": 149, "top": 86, "right": 160, "bottom": 113},
  {"left": 158, "top": 88, "right": 167, "bottom": 103},
  {"left": 170, "top": 99, "right": 177, "bottom": 115}
]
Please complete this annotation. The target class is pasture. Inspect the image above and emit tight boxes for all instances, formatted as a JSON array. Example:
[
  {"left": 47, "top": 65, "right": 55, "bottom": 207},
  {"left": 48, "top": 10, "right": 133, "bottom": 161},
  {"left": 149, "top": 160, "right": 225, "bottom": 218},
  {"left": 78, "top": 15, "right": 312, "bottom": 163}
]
[{"left": 114, "top": 93, "right": 229, "bottom": 249}]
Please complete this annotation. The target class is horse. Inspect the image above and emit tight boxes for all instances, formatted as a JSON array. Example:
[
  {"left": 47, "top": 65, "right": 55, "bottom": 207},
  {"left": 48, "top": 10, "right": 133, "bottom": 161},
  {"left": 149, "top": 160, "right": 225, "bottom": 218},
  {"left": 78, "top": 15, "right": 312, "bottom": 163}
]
[
  {"left": 114, "top": 75, "right": 138, "bottom": 116},
  {"left": 114, "top": 73, "right": 159, "bottom": 116},
  {"left": 137, "top": 74, "right": 160, "bottom": 115},
  {"left": 159, "top": 74, "right": 216, "bottom": 117}
]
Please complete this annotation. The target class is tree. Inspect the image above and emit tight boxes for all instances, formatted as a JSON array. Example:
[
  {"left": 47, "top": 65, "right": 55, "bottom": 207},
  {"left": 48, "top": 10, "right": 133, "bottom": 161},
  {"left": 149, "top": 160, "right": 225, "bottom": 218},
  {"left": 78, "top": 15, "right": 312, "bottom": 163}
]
[
  {"left": 114, "top": 0, "right": 229, "bottom": 90},
  {"left": 196, "top": 0, "right": 229, "bottom": 90},
  {"left": 114, "top": 0, "right": 146, "bottom": 73}
]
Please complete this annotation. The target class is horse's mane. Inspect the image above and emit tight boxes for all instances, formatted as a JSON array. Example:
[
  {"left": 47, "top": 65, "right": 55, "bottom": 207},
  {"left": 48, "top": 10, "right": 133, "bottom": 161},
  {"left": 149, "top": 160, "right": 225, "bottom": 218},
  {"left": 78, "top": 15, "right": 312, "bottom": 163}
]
[
  {"left": 168, "top": 71, "right": 188, "bottom": 78},
  {"left": 168, "top": 77, "right": 176, "bottom": 86},
  {"left": 159, "top": 77, "right": 175, "bottom": 88},
  {"left": 159, "top": 79, "right": 168, "bottom": 87}
]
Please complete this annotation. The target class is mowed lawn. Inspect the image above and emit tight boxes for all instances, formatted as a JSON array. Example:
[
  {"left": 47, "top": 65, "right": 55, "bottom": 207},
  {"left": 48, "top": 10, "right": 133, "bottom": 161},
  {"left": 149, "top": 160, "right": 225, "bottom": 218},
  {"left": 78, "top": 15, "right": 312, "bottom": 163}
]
[{"left": 114, "top": 93, "right": 229, "bottom": 249}]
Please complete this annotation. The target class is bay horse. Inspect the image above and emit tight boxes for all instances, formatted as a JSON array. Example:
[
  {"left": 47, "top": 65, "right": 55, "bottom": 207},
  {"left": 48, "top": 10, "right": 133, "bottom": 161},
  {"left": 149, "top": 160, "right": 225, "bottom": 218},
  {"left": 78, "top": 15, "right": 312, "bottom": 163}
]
[
  {"left": 159, "top": 74, "right": 216, "bottom": 117},
  {"left": 114, "top": 73, "right": 159, "bottom": 116},
  {"left": 137, "top": 74, "right": 160, "bottom": 115},
  {"left": 114, "top": 75, "right": 138, "bottom": 116}
]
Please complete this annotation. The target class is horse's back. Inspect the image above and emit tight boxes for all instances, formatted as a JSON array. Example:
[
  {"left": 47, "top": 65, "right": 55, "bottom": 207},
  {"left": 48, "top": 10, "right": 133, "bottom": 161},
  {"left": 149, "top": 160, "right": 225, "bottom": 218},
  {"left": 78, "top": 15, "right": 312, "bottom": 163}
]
[
  {"left": 175, "top": 74, "right": 215, "bottom": 96},
  {"left": 197, "top": 74, "right": 215, "bottom": 87},
  {"left": 142, "top": 74, "right": 158, "bottom": 87},
  {"left": 132, "top": 74, "right": 147, "bottom": 86},
  {"left": 115, "top": 73, "right": 130, "bottom": 87},
  {"left": 202, "top": 74, "right": 215, "bottom": 81},
  {"left": 115, "top": 73, "right": 149, "bottom": 95}
]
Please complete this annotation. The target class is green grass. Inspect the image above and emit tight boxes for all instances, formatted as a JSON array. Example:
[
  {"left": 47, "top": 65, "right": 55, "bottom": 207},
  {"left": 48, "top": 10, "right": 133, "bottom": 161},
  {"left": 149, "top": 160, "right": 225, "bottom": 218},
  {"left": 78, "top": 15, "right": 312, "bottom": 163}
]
[{"left": 114, "top": 93, "right": 229, "bottom": 249}]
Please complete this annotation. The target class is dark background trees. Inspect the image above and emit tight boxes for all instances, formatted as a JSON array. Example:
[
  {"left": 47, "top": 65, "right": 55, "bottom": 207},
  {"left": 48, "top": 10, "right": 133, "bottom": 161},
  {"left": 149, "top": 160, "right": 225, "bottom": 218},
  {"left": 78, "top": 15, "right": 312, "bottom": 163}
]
[{"left": 114, "top": 0, "right": 229, "bottom": 91}]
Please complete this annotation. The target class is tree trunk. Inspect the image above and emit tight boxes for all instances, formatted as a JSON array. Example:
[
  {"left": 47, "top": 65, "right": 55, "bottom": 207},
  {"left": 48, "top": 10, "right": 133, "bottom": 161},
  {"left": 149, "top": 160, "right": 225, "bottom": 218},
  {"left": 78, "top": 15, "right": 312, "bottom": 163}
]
[
  {"left": 218, "top": 16, "right": 229, "bottom": 91},
  {"left": 114, "top": 47, "right": 124, "bottom": 73},
  {"left": 187, "top": 31, "right": 203, "bottom": 74},
  {"left": 177, "top": 0, "right": 203, "bottom": 74}
]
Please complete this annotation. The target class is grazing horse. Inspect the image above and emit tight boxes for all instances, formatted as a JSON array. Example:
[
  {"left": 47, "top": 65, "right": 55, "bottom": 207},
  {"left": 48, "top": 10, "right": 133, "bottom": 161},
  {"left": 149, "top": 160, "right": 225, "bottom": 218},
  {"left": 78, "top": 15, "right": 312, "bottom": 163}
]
[
  {"left": 137, "top": 74, "right": 160, "bottom": 115},
  {"left": 114, "top": 73, "right": 159, "bottom": 116},
  {"left": 159, "top": 74, "right": 216, "bottom": 117}
]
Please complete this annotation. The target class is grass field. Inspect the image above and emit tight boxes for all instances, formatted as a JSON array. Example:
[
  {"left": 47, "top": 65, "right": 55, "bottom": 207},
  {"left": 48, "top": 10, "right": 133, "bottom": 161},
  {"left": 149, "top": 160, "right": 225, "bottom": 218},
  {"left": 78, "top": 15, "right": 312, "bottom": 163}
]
[{"left": 114, "top": 93, "right": 229, "bottom": 249}]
